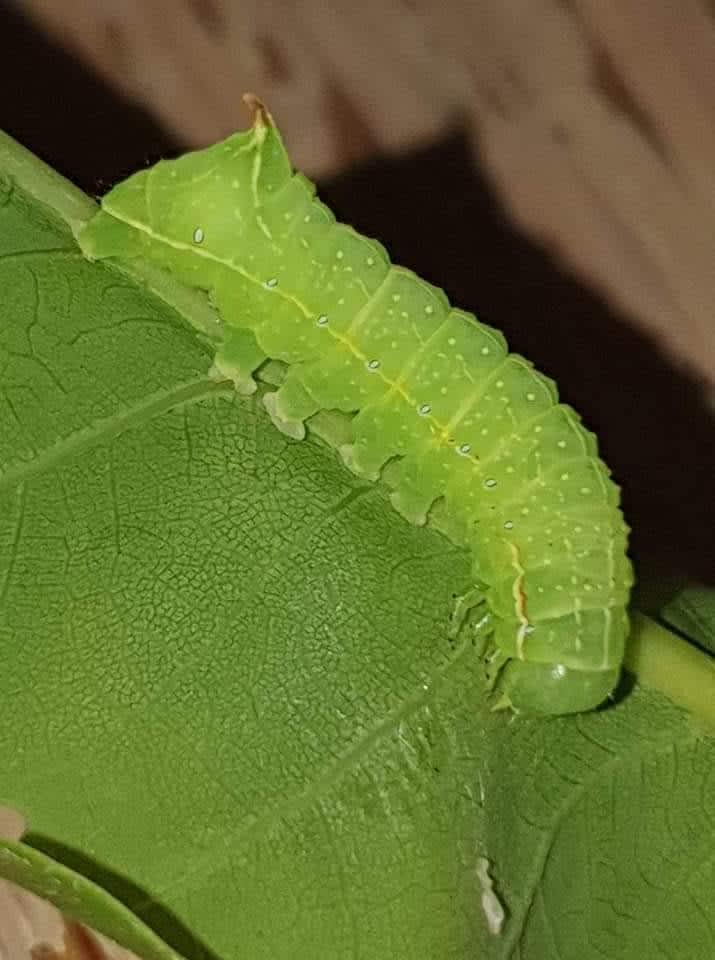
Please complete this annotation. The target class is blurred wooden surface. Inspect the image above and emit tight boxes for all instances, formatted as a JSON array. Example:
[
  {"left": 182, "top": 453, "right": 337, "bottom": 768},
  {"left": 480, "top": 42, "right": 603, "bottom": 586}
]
[
  {"left": 0, "top": 809, "right": 136, "bottom": 960},
  {"left": 15, "top": 0, "right": 715, "bottom": 385}
]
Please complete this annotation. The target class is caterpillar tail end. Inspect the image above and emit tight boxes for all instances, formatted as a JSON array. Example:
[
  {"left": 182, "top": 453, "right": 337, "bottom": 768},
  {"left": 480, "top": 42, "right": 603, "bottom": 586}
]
[{"left": 242, "top": 92, "right": 274, "bottom": 129}]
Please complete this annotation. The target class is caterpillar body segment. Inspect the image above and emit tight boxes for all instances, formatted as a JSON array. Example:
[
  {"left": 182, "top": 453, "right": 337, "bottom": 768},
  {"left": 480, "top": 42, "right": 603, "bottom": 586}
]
[{"left": 78, "top": 96, "right": 634, "bottom": 715}]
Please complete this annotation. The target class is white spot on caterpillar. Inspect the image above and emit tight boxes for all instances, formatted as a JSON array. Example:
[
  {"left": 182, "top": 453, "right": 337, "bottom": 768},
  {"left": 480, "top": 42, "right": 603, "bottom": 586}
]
[
  {"left": 526, "top": 392, "right": 535, "bottom": 401},
  {"left": 580, "top": 487, "right": 591, "bottom": 495},
  {"left": 366, "top": 256, "right": 375, "bottom": 266},
  {"left": 504, "top": 521, "right": 514, "bottom": 530},
  {"left": 192, "top": 227, "right": 204, "bottom": 244},
  {"left": 231, "top": 179, "right": 240, "bottom": 188},
  {"left": 561, "top": 473, "right": 570, "bottom": 481},
  {"left": 481, "top": 346, "right": 490, "bottom": 355},
  {"left": 425, "top": 305, "right": 434, "bottom": 315},
  {"left": 447, "top": 336, "right": 456, "bottom": 345},
  {"left": 317, "top": 315, "right": 329, "bottom": 326},
  {"left": 557, "top": 440, "right": 567, "bottom": 448},
  {"left": 484, "top": 478, "right": 497, "bottom": 488},
  {"left": 264, "top": 278, "right": 278, "bottom": 288},
  {"left": 457, "top": 443, "right": 471, "bottom": 456},
  {"left": 418, "top": 403, "right": 431, "bottom": 415},
  {"left": 392, "top": 294, "right": 401, "bottom": 303},
  {"left": 336, "top": 250, "right": 344, "bottom": 259},
  {"left": 496, "top": 380, "right": 504, "bottom": 388},
  {"left": 476, "top": 858, "right": 505, "bottom": 936},
  {"left": 367, "top": 359, "right": 380, "bottom": 371}
]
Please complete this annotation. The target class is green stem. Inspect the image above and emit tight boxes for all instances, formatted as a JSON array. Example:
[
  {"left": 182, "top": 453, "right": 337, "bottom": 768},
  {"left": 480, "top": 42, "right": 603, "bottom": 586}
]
[
  {"left": 0, "top": 130, "right": 96, "bottom": 228},
  {"left": 625, "top": 613, "right": 715, "bottom": 730}
]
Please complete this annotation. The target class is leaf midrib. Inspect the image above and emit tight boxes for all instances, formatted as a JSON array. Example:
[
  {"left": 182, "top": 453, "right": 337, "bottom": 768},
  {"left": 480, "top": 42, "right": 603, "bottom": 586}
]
[{"left": 0, "top": 378, "right": 230, "bottom": 494}]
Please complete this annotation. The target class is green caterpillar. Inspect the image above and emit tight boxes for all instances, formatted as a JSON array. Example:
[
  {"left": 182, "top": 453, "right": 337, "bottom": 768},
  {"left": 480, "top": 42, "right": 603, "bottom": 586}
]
[{"left": 78, "top": 95, "right": 633, "bottom": 715}]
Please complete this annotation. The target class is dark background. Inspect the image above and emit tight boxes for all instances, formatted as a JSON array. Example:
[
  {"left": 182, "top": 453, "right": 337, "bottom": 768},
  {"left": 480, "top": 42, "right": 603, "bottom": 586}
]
[{"left": 1, "top": 1, "right": 712, "bottom": 589}]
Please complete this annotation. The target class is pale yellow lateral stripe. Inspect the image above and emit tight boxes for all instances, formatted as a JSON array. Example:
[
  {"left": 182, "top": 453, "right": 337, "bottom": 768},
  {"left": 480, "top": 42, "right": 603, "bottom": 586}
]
[{"left": 508, "top": 542, "right": 530, "bottom": 655}]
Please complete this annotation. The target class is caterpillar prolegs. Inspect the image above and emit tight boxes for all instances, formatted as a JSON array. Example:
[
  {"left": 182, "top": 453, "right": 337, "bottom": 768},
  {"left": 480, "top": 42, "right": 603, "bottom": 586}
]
[{"left": 78, "top": 96, "right": 634, "bottom": 716}]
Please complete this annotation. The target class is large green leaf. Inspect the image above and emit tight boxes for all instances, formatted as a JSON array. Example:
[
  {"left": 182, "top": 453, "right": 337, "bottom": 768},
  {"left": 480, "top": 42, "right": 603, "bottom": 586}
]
[{"left": 1, "top": 132, "right": 713, "bottom": 960}]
